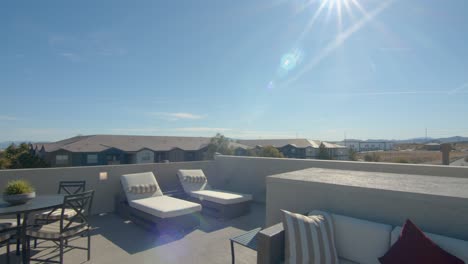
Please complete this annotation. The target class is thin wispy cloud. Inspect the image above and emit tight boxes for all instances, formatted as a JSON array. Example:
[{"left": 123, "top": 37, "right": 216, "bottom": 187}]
[
  {"left": 149, "top": 112, "right": 204, "bottom": 121},
  {"left": 448, "top": 81, "right": 468, "bottom": 95},
  {"left": 59, "top": 52, "right": 82, "bottom": 62},
  {"left": 0, "top": 115, "right": 18, "bottom": 121},
  {"left": 174, "top": 127, "right": 231, "bottom": 132}
]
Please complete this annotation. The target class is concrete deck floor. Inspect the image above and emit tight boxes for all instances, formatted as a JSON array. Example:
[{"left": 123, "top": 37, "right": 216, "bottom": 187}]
[{"left": 0, "top": 203, "right": 265, "bottom": 264}]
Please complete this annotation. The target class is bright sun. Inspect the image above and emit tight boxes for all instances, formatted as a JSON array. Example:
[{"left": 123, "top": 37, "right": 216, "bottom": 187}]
[{"left": 305, "top": 0, "right": 367, "bottom": 32}]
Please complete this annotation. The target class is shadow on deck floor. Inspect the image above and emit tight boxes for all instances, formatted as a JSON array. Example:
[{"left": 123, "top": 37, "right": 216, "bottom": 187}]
[{"left": 1, "top": 203, "right": 265, "bottom": 264}]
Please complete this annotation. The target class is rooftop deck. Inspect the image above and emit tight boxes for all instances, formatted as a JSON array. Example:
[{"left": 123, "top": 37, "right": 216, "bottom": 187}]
[
  {"left": 1, "top": 155, "right": 468, "bottom": 263},
  {"left": 1, "top": 203, "right": 265, "bottom": 264}
]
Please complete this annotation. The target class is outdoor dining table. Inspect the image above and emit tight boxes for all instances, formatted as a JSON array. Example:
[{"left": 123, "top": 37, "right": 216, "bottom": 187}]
[{"left": 0, "top": 194, "right": 64, "bottom": 263}]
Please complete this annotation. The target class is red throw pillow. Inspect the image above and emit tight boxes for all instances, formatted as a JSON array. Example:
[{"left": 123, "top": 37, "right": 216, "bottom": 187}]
[{"left": 379, "top": 219, "right": 464, "bottom": 264}]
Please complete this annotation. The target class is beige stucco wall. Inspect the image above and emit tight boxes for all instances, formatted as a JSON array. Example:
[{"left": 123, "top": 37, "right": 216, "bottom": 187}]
[
  {"left": 266, "top": 175, "right": 468, "bottom": 241},
  {"left": 0, "top": 161, "right": 216, "bottom": 214},
  {"left": 214, "top": 155, "right": 468, "bottom": 202}
]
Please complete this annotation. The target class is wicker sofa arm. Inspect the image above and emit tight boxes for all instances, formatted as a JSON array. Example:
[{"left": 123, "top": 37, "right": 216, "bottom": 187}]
[{"left": 257, "top": 223, "right": 285, "bottom": 264}]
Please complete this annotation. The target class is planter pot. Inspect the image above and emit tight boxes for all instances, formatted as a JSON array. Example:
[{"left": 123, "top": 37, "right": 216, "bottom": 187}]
[{"left": 3, "top": 192, "right": 36, "bottom": 205}]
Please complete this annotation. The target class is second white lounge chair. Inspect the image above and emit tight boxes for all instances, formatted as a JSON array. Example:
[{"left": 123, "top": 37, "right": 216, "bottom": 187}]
[
  {"left": 177, "top": 169, "right": 252, "bottom": 219},
  {"left": 119, "top": 172, "right": 201, "bottom": 232}
]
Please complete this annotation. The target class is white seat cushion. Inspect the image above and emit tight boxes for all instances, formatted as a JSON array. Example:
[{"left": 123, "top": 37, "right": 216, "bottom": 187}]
[
  {"left": 189, "top": 190, "right": 252, "bottom": 205},
  {"left": 391, "top": 226, "right": 468, "bottom": 262},
  {"left": 129, "top": 196, "right": 201, "bottom": 219},
  {"left": 121, "top": 172, "right": 163, "bottom": 202},
  {"left": 310, "top": 210, "right": 392, "bottom": 264},
  {"left": 339, "top": 258, "right": 359, "bottom": 264}
]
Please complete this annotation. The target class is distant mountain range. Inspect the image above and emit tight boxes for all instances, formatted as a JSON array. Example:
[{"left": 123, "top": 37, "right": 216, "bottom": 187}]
[
  {"left": 393, "top": 136, "right": 468, "bottom": 144},
  {"left": 0, "top": 141, "right": 33, "bottom": 150},
  {"left": 345, "top": 136, "right": 468, "bottom": 144}
]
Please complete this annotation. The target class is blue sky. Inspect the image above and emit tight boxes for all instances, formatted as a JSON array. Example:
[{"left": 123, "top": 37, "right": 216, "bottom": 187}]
[{"left": 1, "top": 0, "right": 468, "bottom": 142}]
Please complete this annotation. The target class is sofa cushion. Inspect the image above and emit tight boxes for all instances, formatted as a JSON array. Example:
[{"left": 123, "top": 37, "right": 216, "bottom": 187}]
[
  {"left": 381, "top": 219, "right": 463, "bottom": 264},
  {"left": 391, "top": 225, "right": 468, "bottom": 262},
  {"left": 190, "top": 190, "right": 252, "bottom": 205},
  {"left": 177, "top": 169, "right": 210, "bottom": 193},
  {"left": 121, "top": 172, "right": 163, "bottom": 201},
  {"left": 339, "top": 258, "right": 359, "bottom": 264},
  {"left": 282, "top": 210, "right": 339, "bottom": 264},
  {"left": 310, "top": 210, "right": 392, "bottom": 264},
  {"left": 129, "top": 196, "right": 201, "bottom": 219}
]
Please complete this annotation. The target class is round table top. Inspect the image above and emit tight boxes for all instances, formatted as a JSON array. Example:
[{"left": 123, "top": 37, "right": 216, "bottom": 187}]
[{"left": 0, "top": 194, "right": 65, "bottom": 216}]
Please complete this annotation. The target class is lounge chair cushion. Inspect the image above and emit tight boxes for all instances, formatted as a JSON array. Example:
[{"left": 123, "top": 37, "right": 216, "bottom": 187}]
[
  {"left": 189, "top": 190, "right": 252, "bottom": 205},
  {"left": 309, "top": 210, "right": 392, "bottom": 264},
  {"left": 129, "top": 196, "right": 201, "bottom": 219},
  {"left": 391, "top": 226, "right": 468, "bottom": 262},
  {"left": 121, "top": 172, "right": 163, "bottom": 201},
  {"left": 177, "top": 169, "right": 210, "bottom": 193}
]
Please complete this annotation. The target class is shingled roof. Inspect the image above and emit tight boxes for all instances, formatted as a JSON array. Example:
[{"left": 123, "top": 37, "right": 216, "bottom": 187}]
[
  {"left": 34, "top": 135, "right": 217, "bottom": 153},
  {"left": 237, "top": 139, "right": 322, "bottom": 148},
  {"left": 33, "top": 135, "right": 344, "bottom": 153}
]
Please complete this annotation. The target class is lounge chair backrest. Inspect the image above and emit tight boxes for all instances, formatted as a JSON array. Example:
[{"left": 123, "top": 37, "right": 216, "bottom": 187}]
[
  {"left": 121, "top": 172, "right": 163, "bottom": 201},
  {"left": 177, "top": 169, "right": 211, "bottom": 193}
]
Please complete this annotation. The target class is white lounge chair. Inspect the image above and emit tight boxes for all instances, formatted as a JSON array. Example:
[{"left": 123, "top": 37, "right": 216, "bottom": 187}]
[
  {"left": 119, "top": 172, "right": 201, "bottom": 232},
  {"left": 177, "top": 169, "right": 252, "bottom": 219}
]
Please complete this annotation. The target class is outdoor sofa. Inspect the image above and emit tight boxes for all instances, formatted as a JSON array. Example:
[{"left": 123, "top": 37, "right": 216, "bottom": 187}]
[
  {"left": 257, "top": 210, "right": 468, "bottom": 264},
  {"left": 117, "top": 172, "right": 202, "bottom": 232},
  {"left": 177, "top": 169, "right": 252, "bottom": 219}
]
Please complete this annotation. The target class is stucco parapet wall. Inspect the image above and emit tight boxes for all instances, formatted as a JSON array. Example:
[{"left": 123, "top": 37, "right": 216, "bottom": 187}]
[
  {"left": 267, "top": 167, "right": 468, "bottom": 199},
  {"left": 215, "top": 155, "right": 468, "bottom": 178}
]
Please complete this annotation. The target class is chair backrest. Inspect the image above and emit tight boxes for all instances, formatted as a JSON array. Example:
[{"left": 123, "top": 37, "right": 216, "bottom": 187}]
[
  {"left": 58, "top": 181, "right": 86, "bottom": 195},
  {"left": 177, "top": 169, "right": 211, "bottom": 193},
  {"left": 120, "top": 172, "right": 163, "bottom": 202},
  {"left": 60, "top": 190, "right": 94, "bottom": 234}
]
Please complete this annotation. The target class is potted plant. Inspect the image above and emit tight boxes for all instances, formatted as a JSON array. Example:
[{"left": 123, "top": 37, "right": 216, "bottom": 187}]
[{"left": 3, "top": 180, "right": 36, "bottom": 205}]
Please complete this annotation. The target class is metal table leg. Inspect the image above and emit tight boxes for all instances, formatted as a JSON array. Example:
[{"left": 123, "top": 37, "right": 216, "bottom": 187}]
[
  {"left": 22, "top": 212, "right": 30, "bottom": 264},
  {"left": 230, "top": 240, "right": 235, "bottom": 264},
  {"left": 16, "top": 213, "right": 21, "bottom": 256}
]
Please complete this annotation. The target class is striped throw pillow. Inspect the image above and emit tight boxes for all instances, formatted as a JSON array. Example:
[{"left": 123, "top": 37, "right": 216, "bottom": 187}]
[
  {"left": 128, "top": 184, "right": 158, "bottom": 194},
  {"left": 281, "top": 210, "right": 339, "bottom": 264}
]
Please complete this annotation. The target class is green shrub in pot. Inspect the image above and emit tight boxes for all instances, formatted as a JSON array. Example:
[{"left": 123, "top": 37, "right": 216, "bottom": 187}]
[{"left": 3, "top": 180, "right": 36, "bottom": 205}]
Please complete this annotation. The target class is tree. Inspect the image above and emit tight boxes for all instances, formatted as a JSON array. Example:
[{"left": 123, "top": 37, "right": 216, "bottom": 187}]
[
  {"left": 205, "top": 133, "right": 234, "bottom": 160},
  {"left": 317, "top": 143, "right": 331, "bottom": 160},
  {"left": 247, "top": 146, "right": 284, "bottom": 158},
  {"left": 0, "top": 143, "right": 49, "bottom": 169}
]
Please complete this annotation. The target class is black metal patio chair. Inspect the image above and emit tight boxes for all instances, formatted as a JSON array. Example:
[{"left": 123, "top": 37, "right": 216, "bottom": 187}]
[{"left": 26, "top": 190, "right": 94, "bottom": 264}]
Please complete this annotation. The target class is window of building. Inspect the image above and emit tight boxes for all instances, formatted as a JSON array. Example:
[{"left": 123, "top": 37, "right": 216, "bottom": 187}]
[
  {"left": 87, "top": 154, "right": 98, "bottom": 164},
  {"left": 56, "top": 155, "right": 68, "bottom": 165},
  {"left": 141, "top": 152, "right": 151, "bottom": 161}
]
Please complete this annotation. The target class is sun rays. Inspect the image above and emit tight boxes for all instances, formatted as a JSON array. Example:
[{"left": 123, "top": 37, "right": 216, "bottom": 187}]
[{"left": 268, "top": 0, "right": 395, "bottom": 90}]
